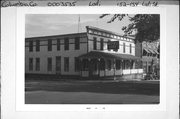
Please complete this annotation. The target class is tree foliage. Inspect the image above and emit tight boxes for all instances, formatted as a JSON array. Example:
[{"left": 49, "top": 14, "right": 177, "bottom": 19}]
[{"left": 99, "top": 14, "right": 160, "bottom": 43}]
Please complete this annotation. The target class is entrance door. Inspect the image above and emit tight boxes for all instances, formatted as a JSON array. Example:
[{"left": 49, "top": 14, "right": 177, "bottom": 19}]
[{"left": 56, "top": 56, "right": 61, "bottom": 74}]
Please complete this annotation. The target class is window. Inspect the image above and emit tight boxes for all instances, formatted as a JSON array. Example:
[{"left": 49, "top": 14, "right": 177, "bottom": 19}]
[
  {"left": 100, "top": 38, "right": 104, "bottom": 50},
  {"left": 57, "top": 39, "right": 60, "bottom": 51},
  {"left": 82, "top": 59, "right": 89, "bottom": 71},
  {"left": 107, "top": 40, "right": 110, "bottom": 51},
  {"left": 36, "top": 40, "right": 40, "bottom": 51},
  {"left": 93, "top": 37, "right": 97, "bottom": 50},
  {"left": 56, "top": 56, "right": 61, "bottom": 72},
  {"left": 64, "top": 38, "right": 69, "bottom": 50},
  {"left": 116, "top": 60, "right": 121, "bottom": 70},
  {"left": 107, "top": 60, "right": 111, "bottom": 70},
  {"left": 29, "top": 58, "right": 33, "bottom": 71},
  {"left": 123, "top": 43, "right": 126, "bottom": 53},
  {"left": 35, "top": 58, "right": 40, "bottom": 71},
  {"left": 123, "top": 60, "right": 126, "bottom": 69},
  {"left": 47, "top": 57, "right": 52, "bottom": 71},
  {"left": 48, "top": 39, "right": 52, "bottom": 51},
  {"left": 29, "top": 41, "right": 33, "bottom": 52},
  {"left": 64, "top": 57, "right": 69, "bottom": 72},
  {"left": 75, "top": 57, "right": 80, "bottom": 72},
  {"left": 75, "top": 37, "right": 80, "bottom": 50},
  {"left": 130, "top": 44, "right": 132, "bottom": 53},
  {"left": 100, "top": 59, "right": 105, "bottom": 70}
]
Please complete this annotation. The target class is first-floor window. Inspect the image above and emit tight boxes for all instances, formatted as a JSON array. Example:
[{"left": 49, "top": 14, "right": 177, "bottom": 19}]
[
  {"left": 123, "top": 60, "right": 126, "bottom": 69},
  {"left": 35, "top": 58, "right": 40, "bottom": 71},
  {"left": 64, "top": 57, "right": 69, "bottom": 72},
  {"left": 82, "top": 59, "right": 89, "bottom": 71},
  {"left": 29, "top": 58, "right": 33, "bottom": 71},
  {"left": 75, "top": 57, "right": 80, "bottom": 72},
  {"left": 47, "top": 57, "right": 52, "bottom": 71},
  {"left": 107, "top": 60, "right": 111, "bottom": 70},
  {"left": 100, "top": 59, "right": 105, "bottom": 70},
  {"left": 116, "top": 60, "right": 121, "bottom": 70}
]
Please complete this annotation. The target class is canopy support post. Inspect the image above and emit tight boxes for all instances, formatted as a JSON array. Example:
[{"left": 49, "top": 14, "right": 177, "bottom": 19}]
[{"left": 113, "top": 58, "right": 116, "bottom": 80}]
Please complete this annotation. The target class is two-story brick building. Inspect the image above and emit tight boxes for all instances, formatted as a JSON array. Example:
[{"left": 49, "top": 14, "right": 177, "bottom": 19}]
[{"left": 25, "top": 26, "right": 143, "bottom": 79}]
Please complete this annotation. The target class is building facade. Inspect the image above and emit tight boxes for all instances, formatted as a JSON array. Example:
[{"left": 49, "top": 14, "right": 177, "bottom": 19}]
[
  {"left": 135, "top": 40, "right": 160, "bottom": 76},
  {"left": 25, "top": 26, "right": 143, "bottom": 79}
]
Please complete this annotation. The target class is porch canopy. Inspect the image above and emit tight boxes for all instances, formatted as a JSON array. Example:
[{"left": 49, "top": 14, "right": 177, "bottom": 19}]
[{"left": 78, "top": 51, "right": 141, "bottom": 60}]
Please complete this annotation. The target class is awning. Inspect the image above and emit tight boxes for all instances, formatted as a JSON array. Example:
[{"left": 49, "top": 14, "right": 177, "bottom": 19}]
[
  {"left": 147, "top": 48, "right": 156, "bottom": 54},
  {"left": 153, "top": 49, "right": 159, "bottom": 54},
  {"left": 143, "top": 48, "right": 150, "bottom": 53},
  {"left": 78, "top": 51, "right": 141, "bottom": 60}
]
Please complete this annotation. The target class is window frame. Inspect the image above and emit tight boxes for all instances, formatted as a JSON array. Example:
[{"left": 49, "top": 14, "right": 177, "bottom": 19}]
[
  {"left": 64, "top": 38, "right": 69, "bottom": 50},
  {"left": 75, "top": 37, "right": 80, "bottom": 50},
  {"left": 100, "top": 38, "right": 104, "bottom": 50},
  {"left": 93, "top": 37, "right": 97, "bottom": 50},
  {"left": 47, "top": 57, "right": 52, "bottom": 71},
  {"left": 48, "top": 39, "right": 52, "bottom": 51},
  {"left": 64, "top": 57, "right": 69, "bottom": 72},
  {"left": 29, "top": 41, "right": 33, "bottom": 52},
  {"left": 57, "top": 38, "right": 61, "bottom": 51},
  {"left": 29, "top": 58, "right": 33, "bottom": 71},
  {"left": 35, "top": 40, "right": 40, "bottom": 52},
  {"left": 35, "top": 58, "right": 40, "bottom": 71}
]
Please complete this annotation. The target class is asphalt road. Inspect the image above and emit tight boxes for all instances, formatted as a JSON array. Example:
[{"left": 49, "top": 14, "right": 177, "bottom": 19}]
[{"left": 25, "top": 79, "right": 159, "bottom": 104}]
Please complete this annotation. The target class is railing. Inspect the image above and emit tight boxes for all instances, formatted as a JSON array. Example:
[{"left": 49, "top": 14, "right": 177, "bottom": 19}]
[
  {"left": 123, "top": 69, "right": 143, "bottom": 75},
  {"left": 81, "top": 69, "right": 143, "bottom": 77}
]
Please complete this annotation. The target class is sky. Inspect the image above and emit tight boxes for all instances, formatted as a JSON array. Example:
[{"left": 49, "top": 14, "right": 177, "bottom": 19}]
[{"left": 25, "top": 14, "right": 131, "bottom": 38}]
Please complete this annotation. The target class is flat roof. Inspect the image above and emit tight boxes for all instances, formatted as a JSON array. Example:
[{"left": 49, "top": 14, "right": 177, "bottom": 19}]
[{"left": 25, "top": 32, "right": 87, "bottom": 40}]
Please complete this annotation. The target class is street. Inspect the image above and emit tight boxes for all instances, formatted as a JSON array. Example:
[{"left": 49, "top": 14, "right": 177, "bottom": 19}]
[{"left": 25, "top": 79, "right": 159, "bottom": 104}]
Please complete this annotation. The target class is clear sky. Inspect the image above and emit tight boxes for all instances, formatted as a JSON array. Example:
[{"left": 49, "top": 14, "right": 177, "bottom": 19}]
[{"left": 25, "top": 14, "right": 131, "bottom": 38}]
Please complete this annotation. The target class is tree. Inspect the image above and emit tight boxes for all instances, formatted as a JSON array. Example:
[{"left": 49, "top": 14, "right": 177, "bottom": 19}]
[{"left": 99, "top": 14, "right": 160, "bottom": 43}]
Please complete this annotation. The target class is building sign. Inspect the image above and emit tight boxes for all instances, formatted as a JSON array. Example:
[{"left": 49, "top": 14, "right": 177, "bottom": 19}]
[{"left": 107, "top": 41, "right": 119, "bottom": 51}]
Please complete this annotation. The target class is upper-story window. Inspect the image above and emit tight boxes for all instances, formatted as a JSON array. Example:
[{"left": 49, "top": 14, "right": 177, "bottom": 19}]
[
  {"left": 48, "top": 39, "right": 52, "bottom": 51},
  {"left": 107, "top": 40, "right": 110, "bottom": 51},
  {"left": 57, "top": 39, "right": 60, "bottom": 51},
  {"left": 64, "top": 38, "right": 69, "bottom": 50},
  {"left": 29, "top": 41, "right": 33, "bottom": 52},
  {"left": 100, "top": 38, "right": 104, "bottom": 50},
  {"left": 36, "top": 40, "right": 40, "bottom": 52},
  {"left": 75, "top": 37, "right": 80, "bottom": 50},
  {"left": 123, "top": 42, "right": 126, "bottom": 53},
  {"left": 93, "top": 37, "right": 97, "bottom": 50},
  {"left": 130, "top": 44, "right": 132, "bottom": 53}
]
